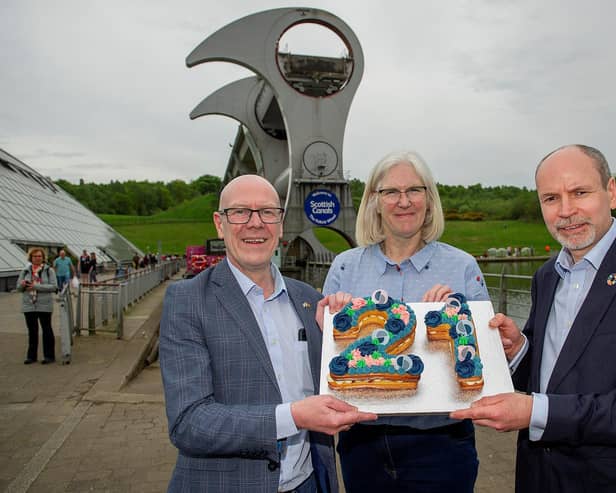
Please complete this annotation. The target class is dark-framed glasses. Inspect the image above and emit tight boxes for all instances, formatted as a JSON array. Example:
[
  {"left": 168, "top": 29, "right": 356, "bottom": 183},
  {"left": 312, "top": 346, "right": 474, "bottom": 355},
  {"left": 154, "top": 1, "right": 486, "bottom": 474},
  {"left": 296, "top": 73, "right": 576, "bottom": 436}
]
[
  {"left": 377, "top": 186, "right": 427, "bottom": 204},
  {"left": 220, "top": 207, "right": 285, "bottom": 224}
]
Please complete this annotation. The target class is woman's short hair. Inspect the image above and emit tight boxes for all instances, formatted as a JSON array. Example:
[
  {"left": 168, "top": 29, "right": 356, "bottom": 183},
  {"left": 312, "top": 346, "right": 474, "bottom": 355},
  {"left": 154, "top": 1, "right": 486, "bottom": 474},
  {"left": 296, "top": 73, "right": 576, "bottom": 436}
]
[
  {"left": 27, "top": 247, "right": 47, "bottom": 263},
  {"left": 355, "top": 150, "right": 445, "bottom": 247}
]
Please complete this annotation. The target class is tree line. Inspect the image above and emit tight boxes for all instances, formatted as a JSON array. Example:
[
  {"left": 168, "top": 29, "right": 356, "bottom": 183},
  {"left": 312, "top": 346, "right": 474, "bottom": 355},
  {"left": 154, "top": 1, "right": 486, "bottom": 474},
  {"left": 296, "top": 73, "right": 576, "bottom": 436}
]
[
  {"left": 56, "top": 175, "right": 542, "bottom": 221},
  {"left": 55, "top": 175, "right": 222, "bottom": 216},
  {"left": 348, "top": 179, "right": 541, "bottom": 221}
]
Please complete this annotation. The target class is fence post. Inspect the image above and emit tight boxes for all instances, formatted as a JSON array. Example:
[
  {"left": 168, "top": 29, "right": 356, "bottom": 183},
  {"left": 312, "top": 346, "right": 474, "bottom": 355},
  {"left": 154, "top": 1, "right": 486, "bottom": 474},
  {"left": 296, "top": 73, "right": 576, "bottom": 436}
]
[
  {"left": 88, "top": 287, "right": 96, "bottom": 335},
  {"left": 498, "top": 266, "right": 508, "bottom": 315},
  {"left": 75, "top": 285, "right": 82, "bottom": 336},
  {"left": 116, "top": 284, "right": 124, "bottom": 339}
]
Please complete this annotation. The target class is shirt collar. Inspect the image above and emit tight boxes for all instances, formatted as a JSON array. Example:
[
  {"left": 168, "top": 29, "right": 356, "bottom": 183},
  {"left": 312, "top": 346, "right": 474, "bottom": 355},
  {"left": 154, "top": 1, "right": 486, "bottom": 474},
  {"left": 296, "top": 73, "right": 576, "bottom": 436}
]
[
  {"left": 555, "top": 217, "right": 616, "bottom": 277},
  {"left": 226, "top": 258, "right": 287, "bottom": 299},
  {"left": 370, "top": 241, "right": 436, "bottom": 273}
]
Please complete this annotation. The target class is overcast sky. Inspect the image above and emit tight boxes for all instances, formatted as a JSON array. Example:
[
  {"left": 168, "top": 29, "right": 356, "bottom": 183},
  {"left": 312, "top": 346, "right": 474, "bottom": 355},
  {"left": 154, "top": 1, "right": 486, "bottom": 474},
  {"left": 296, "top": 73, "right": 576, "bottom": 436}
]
[{"left": 2, "top": 1, "right": 615, "bottom": 188}]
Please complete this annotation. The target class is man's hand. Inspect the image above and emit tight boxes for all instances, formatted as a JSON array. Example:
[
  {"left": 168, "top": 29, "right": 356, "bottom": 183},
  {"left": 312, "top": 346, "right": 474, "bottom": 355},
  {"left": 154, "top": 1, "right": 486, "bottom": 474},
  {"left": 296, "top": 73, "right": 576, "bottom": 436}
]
[
  {"left": 316, "top": 292, "right": 352, "bottom": 331},
  {"left": 489, "top": 313, "right": 525, "bottom": 361},
  {"left": 291, "top": 395, "right": 377, "bottom": 435},
  {"left": 449, "top": 392, "right": 532, "bottom": 432},
  {"left": 421, "top": 284, "right": 453, "bottom": 302}
]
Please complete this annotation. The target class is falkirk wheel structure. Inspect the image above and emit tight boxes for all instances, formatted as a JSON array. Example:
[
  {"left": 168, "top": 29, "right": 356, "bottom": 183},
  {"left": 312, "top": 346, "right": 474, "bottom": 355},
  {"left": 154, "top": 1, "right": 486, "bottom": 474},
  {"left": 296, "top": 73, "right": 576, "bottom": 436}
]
[{"left": 187, "top": 7, "right": 363, "bottom": 277}]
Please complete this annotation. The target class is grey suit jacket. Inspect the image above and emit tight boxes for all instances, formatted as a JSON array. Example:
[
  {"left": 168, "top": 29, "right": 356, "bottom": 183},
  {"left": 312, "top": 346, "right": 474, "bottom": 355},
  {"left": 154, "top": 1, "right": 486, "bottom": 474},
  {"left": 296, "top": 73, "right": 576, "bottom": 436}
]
[{"left": 160, "top": 260, "right": 337, "bottom": 492}]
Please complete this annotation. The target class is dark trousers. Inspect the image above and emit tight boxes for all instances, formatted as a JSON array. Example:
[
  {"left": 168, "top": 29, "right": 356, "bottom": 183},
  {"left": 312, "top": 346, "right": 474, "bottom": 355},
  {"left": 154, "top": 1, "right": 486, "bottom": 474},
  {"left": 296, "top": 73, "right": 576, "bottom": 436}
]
[
  {"left": 24, "top": 312, "right": 55, "bottom": 361},
  {"left": 337, "top": 421, "right": 478, "bottom": 493}
]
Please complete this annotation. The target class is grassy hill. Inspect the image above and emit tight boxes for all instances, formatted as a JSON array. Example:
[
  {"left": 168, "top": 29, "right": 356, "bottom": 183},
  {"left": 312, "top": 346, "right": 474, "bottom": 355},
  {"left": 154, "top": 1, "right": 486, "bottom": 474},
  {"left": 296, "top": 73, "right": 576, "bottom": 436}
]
[
  {"left": 100, "top": 193, "right": 558, "bottom": 256},
  {"left": 100, "top": 194, "right": 219, "bottom": 253}
]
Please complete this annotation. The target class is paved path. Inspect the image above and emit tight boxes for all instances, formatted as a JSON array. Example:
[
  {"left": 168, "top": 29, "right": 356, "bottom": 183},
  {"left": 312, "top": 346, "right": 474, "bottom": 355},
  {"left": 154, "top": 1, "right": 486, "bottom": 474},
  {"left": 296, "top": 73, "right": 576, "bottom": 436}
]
[{"left": 0, "top": 279, "right": 516, "bottom": 492}]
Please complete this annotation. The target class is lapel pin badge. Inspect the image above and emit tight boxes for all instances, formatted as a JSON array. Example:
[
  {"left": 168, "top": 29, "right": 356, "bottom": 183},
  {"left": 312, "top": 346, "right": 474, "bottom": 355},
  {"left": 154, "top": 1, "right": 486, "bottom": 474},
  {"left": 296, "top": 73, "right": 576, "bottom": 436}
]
[
  {"left": 302, "top": 302, "right": 311, "bottom": 309},
  {"left": 607, "top": 274, "right": 616, "bottom": 286}
]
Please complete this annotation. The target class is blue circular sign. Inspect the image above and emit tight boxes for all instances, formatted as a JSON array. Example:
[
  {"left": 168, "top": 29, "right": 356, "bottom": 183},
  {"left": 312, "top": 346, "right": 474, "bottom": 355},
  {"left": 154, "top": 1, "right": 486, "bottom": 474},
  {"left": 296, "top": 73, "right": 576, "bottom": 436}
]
[{"left": 304, "top": 189, "right": 340, "bottom": 226}]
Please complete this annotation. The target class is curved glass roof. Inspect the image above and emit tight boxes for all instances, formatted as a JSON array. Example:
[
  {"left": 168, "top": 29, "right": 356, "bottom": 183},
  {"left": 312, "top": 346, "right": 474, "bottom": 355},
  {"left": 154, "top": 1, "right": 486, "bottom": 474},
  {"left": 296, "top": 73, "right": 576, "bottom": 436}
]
[{"left": 0, "top": 148, "right": 142, "bottom": 276}]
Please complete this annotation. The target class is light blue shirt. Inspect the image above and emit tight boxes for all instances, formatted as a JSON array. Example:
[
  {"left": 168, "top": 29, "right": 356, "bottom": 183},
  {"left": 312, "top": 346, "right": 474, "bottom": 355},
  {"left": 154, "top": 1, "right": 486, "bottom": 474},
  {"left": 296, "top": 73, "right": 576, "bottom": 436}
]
[
  {"left": 526, "top": 218, "right": 616, "bottom": 441},
  {"left": 323, "top": 241, "right": 490, "bottom": 428},
  {"left": 53, "top": 256, "right": 73, "bottom": 277},
  {"left": 227, "top": 260, "right": 313, "bottom": 491}
]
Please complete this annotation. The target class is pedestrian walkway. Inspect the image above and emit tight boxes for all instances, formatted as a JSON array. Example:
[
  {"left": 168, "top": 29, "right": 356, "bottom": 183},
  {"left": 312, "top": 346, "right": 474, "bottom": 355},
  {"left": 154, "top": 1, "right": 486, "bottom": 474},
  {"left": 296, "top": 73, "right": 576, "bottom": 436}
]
[{"left": 0, "top": 277, "right": 516, "bottom": 492}]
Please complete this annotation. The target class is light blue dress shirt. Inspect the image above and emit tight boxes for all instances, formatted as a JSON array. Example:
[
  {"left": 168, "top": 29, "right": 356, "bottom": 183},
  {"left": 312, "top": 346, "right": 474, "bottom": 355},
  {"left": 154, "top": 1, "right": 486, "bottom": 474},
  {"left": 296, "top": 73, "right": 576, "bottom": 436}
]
[
  {"left": 227, "top": 260, "right": 313, "bottom": 491},
  {"left": 323, "top": 241, "right": 490, "bottom": 428},
  {"left": 526, "top": 218, "right": 616, "bottom": 441}
]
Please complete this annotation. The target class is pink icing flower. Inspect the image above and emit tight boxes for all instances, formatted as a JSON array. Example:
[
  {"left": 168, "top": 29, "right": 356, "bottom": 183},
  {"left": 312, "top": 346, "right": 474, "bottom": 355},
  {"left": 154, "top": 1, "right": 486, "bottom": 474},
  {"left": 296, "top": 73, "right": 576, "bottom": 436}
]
[
  {"left": 348, "top": 360, "right": 357, "bottom": 368},
  {"left": 363, "top": 356, "right": 386, "bottom": 367},
  {"left": 351, "top": 349, "right": 361, "bottom": 359},
  {"left": 351, "top": 298, "right": 367, "bottom": 309}
]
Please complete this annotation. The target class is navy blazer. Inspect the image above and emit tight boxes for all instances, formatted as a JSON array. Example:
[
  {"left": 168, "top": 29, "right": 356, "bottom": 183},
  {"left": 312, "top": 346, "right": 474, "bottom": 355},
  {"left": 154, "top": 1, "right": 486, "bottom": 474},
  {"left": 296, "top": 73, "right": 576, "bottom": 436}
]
[
  {"left": 513, "top": 238, "right": 616, "bottom": 492},
  {"left": 160, "top": 260, "right": 337, "bottom": 493}
]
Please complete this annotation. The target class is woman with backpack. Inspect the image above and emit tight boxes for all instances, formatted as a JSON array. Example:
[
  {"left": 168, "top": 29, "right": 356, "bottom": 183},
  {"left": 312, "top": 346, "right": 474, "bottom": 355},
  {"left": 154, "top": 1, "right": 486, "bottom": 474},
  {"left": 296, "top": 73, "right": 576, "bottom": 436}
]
[{"left": 17, "top": 248, "right": 58, "bottom": 364}]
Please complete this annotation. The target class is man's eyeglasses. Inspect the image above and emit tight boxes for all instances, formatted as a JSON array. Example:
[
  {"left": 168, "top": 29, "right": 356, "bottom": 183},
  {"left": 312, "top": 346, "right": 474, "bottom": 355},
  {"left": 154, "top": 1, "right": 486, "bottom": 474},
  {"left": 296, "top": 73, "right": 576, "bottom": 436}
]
[
  {"left": 377, "top": 186, "right": 427, "bottom": 204},
  {"left": 219, "top": 207, "right": 285, "bottom": 224}
]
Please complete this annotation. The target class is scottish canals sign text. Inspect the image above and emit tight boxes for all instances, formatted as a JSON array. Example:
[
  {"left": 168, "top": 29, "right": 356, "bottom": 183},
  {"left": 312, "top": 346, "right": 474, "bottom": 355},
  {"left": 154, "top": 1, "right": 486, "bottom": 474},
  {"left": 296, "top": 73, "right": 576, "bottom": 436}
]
[{"left": 304, "top": 189, "right": 340, "bottom": 226}]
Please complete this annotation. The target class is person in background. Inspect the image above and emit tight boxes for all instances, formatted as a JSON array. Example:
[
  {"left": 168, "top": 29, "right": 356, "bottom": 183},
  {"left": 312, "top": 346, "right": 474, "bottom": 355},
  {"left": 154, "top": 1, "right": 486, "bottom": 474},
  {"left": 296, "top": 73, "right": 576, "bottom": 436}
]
[
  {"left": 451, "top": 145, "right": 616, "bottom": 493},
  {"left": 322, "top": 150, "right": 489, "bottom": 493},
  {"left": 78, "top": 249, "right": 90, "bottom": 283},
  {"left": 53, "top": 249, "right": 75, "bottom": 290},
  {"left": 88, "top": 251, "right": 98, "bottom": 283},
  {"left": 17, "top": 247, "right": 58, "bottom": 364},
  {"left": 160, "top": 174, "right": 377, "bottom": 493}
]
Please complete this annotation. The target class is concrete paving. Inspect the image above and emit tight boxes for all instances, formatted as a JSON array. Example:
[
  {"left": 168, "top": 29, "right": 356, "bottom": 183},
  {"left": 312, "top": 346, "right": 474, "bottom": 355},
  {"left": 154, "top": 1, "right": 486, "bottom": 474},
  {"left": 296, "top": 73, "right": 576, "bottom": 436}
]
[{"left": 0, "top": 277, "right": 516, "bottom": 492}]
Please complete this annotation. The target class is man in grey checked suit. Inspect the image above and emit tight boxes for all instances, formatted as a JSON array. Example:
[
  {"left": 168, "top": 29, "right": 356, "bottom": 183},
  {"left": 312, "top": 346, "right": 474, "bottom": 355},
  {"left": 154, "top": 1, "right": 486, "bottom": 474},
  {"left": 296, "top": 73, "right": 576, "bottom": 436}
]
[{"left": 160, "top": 175, "right": 376, "bottom": 492}]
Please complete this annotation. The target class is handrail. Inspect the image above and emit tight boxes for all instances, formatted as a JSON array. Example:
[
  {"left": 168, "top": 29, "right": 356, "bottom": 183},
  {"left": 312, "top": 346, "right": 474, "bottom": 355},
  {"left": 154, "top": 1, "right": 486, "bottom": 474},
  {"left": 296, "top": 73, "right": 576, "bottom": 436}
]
[{"left": 75, "top": 259, "right": 181, "bottom": 338}]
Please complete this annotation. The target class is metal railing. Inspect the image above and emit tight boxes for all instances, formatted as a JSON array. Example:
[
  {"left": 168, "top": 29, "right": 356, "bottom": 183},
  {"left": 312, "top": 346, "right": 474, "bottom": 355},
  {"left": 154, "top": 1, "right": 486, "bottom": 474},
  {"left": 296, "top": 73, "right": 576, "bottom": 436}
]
[
  {"left": 57, "top": 282, "right": 75, "bottom": 364},
  {"left": 75, "top": 259, "right": 181, "bottom": 338},
  {"left": 483, "top": 271, "right": 532, "bottom": 327}
]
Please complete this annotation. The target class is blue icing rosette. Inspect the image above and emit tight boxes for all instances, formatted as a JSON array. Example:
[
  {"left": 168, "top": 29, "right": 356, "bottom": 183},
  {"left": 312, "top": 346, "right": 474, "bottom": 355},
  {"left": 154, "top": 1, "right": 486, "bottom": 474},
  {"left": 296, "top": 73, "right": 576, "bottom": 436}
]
[
  {"left": 455, "top": 359, "right": 476, "bottom": 379},
  {"left": 409, "top": 355, "right": 424, "bottom": 375},
  {"left": 385, "top": 317, "right": 406, "bottom": 335},
  {"left": 329, "top": 355, "right": 349, "bottom": 376},
  {"left": 333, "top": 312, "right": 353, "bottom": 332},
  {"left": 449, "top": 292, "right": 467, "bottom": 304},
  {"left": 357, "top": 341, "right": 378, "bottom": 356},
  {"left": 424, "top": 310, "right": 442, "bottom": 327}
]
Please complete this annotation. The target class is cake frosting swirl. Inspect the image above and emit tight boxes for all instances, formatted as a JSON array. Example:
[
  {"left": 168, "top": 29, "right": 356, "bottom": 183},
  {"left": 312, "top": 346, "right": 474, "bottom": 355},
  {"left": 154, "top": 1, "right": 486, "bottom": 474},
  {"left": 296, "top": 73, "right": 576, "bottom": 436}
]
[
  {"left": 328, "top": 291, "right": 423, "bottom": 390},
  {"left": 424, "top": 293, "right": 484, "bottom": 390}
]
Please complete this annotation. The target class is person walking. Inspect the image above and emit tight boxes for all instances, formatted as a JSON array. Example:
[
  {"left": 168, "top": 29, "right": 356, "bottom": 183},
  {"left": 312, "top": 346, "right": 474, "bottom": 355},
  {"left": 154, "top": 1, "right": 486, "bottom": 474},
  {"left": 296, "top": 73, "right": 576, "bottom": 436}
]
[
  {"left": 53, "top": 249, "right": 75, "bottom": 290},
  {"left": 88, "top": 251, "right": 98, "bottom": 282},
  {"left": 78, "top": 249, "right": 90, "bottom": 283},
  {"left": 18, "top": 248, "right": 58, "bottom": 364}
]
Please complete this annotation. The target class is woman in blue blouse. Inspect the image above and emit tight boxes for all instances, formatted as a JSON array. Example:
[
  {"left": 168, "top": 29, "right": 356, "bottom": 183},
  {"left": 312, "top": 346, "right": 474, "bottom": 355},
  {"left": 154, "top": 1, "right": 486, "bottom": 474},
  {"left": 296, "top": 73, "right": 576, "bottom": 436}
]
[{"left": 323, "top": 150, "right": 490, "bottom": 493}]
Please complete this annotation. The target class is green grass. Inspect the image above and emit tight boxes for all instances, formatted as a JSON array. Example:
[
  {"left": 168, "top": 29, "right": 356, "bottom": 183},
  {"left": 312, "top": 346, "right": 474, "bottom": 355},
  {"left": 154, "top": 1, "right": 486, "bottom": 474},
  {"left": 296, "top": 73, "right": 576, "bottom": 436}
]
[
  {"left": 113, "top": 222, "right": 219, "bottom": 254},
  {"left": 314, "top": 220, "right": 558, "bottom": 257},
  {"left": 440, "top": 220, "right": 558, "bottom": 256},
  {"left": 100, "top": 194, "right": 219, "bottom": 226},
  {"left": 100, "top": 195, "right": 559, "bottom": 256}
]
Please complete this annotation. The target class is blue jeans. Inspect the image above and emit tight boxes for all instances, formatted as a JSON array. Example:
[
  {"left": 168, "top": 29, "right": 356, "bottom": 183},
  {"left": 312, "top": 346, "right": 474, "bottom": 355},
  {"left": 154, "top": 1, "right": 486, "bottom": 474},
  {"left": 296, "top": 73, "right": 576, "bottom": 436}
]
[
  {"left": 56, "top": 275, "right": 69, "bottom": 290},
  {"left": 337, "top": 420, "right": 478, "bottom": 493}
]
